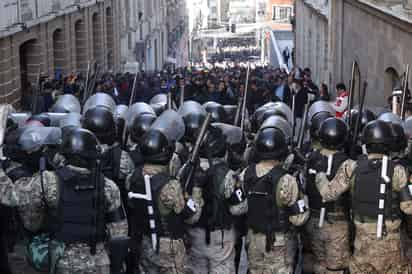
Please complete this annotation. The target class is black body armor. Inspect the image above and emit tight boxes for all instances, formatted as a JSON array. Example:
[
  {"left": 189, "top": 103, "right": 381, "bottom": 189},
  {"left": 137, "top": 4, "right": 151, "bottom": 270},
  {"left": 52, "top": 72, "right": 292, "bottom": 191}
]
[
  {"left": 352, "top": 158, "right": 401, "bottom": 221},
  {"left": 52, "top": 167, "right": 106, "bottom": 248},
  {"left": 306, "top": 151, "right": 349, "bottom": 214}
]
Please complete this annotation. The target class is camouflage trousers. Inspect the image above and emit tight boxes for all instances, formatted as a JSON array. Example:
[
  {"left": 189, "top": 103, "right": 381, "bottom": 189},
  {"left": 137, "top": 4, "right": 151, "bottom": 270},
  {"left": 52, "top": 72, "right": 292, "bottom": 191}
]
[
  {"left": 350, "top": 221, "right": 411, "bottom": 274},
  {"left": 246, "top": 230, "right": 296, "bottom": 274},
  {"left": 56, "top": 243, "right": 110, "bottom": 274},
  {"left": 302, "top": 216, "right": 350, "bottom": 273},
  {"left": 140, "top": 235, "right": 188, "bottom": 274},
  {"left": 186, "top": 227, "right": 236, "bottom": 274}
]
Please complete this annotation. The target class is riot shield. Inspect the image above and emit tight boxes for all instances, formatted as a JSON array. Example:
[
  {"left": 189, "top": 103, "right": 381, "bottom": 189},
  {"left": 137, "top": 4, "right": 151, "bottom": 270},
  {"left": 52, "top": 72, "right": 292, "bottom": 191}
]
[
  {"left": 178, "top": 101, "right": 207, "bottom": 117},
  {"left": 43, "top": 113, "right": 70, "bottom": 127},
  {"left": 127, "top": 102, "right": 156, "bottom": 127},
  {"left": 308, "top": 101, "right": 335, "bottom": 125},
  {"left": 178, "top": 101, "right": 207, "bottom": 140},
  {"left": 150, "top": 110, "right": 185, "bottom": 142},
  {"left": 115, "top": 105, "right": 129, "bottom": 121},
  {"left": 260, "top": 115, "right": 293, "bottom": 143},
  {"left": 254, "top": 102, "right": 293, "bottom": 127},
  {"left": 83, "top": 92, "right": 117, "bottom": 114},
  {"left": 150, "top": 94, "right": 168, "bottom": 115},
  {"left": 8, "top": 112, "right": 31, "bottom": 127},
  {"left": 404, "top": 117, "right": 412, "bottom": 139},
  {"left": 59, "top": 113, "right": 82, "bottom": 129},
  {"left": 378, "top": 112, "right": 402, "bottom": 125},
  {"left": 203, "top": 101, "right": 225, "bottom": 122},
  {"left": 51, "top": 94, "right": 81, "bottom": 113},
  {"left": 19, "top": 126, "right": 62, "bottom": 152},
  {"left": 212, "top": 122, "right": 243, "bottom": 145}
]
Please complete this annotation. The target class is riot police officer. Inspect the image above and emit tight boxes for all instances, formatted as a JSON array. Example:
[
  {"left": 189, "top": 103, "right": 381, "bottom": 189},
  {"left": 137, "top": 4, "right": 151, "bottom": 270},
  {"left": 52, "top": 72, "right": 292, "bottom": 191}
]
[
  {"left": 0, "top": 127, "right": 128, "bottom": 274},
  {"left": 185, "top": 125, "right": 247, "bottom": 274},
  {"left": 315, "top": 120, "right": 412, "bottom": 273},
  {"left": 239, "top": 127, "right": 309, "bottom": 273},
  {"left": 128, "top": 127, "right": 198, "bottom": 274},
  {"left": 303, "top": 117, "right": 351, "bottom": 273}
]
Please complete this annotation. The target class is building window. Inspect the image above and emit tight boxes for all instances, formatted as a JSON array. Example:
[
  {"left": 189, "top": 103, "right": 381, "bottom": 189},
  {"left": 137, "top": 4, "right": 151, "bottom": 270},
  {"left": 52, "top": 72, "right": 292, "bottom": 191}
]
[{"left": 272, "top": 6, "right": 293, "bottom": 21}]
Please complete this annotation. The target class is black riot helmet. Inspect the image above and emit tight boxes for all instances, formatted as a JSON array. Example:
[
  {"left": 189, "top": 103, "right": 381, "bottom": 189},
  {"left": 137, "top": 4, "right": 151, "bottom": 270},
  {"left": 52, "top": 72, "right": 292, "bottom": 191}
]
[
  {"left": 130, "top": 114, "right": 157, "bottom": 143},
  {"left": 318, "top": 117, "right": 348, "bottom": 150},
  {"left": 227, "top": 135, "right": 246, "bottom": 170},
  {"left": 183, "top": 113, "right": 206, "bottom": 142},
  {"left": 204, "top": 103, "right": 225, "bottom": 123},
  {"left": 151, "top": 103, "right": 167, "bottom": 116},
  {"left": 345, "top": 109, "right": 376, "bottom": 133},
  {"left": 140, "top": 129, "right": 175, "bottom": 165},
  {"left": 26, "top": 113, "right": 51, "bottom": 127},
  {"left": 389, "top": 123, "right": 407, "bottom": 153},
  {"left": 83, "top": 107, "right": 116, "bottom": 145},
  {"left": 3, "top": 128, "right": 27, "bottom": 163},
  {"left": 254, "top": 127, "right": 288, "bottom": 161},
  {"left": 310, "top": 112, "right": 333, "bottom": 141},
  {"left": 200, "top": 126, "right": 227, "bottom": 158},
  {"left": 61, "top": 128, "right": 101, "bottom": 168},
  {"left": 361, "top": 120, "right": 393, "bottom": 154}
]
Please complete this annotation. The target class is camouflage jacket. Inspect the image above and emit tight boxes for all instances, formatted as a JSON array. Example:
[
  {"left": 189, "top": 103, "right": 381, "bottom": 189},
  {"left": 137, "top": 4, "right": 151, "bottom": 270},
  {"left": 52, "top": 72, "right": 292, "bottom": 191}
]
[
  {"left": 316, "top": 153, "right": 412, "bottom": 228},
  {"left": 239, "top": 160, "right": 310, "bottom": 226},
  {"left": 0, "top": 164, "right": 127, "bottom": 237}
]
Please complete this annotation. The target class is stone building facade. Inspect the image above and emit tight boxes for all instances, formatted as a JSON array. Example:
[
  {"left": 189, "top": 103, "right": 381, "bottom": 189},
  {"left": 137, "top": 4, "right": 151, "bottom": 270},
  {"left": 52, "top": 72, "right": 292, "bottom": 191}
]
[
  {"left": 0, "top": 0, "right": 121, "bottom": 106},
  {"left": 295, "top": 0, "right": 412, "bottom": 106},
  {"left": 267, "top": 0, "right": 294, "bottom": 30},
  {"left": 120, "top": 0, "right": 184, "bottom": 72}
]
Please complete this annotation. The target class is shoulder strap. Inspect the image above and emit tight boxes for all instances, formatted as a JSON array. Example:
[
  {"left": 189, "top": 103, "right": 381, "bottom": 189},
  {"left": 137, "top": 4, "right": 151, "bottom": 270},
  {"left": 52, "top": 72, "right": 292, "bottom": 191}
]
[
  {"left": 267, "top": 167, "right": 288, "bottom": 195},
  {"left": 112, "top": 145, "right": 122, "bottom": 179},
  {"left": 244, "top": 164, "right": 257, "bottom": 184}
]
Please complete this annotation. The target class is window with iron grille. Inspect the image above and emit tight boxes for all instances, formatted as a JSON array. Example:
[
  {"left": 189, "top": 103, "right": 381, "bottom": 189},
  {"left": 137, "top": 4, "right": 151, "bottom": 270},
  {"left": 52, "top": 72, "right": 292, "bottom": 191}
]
[{"left": 272, "top": 6, "right": 293, "bottom": 22}]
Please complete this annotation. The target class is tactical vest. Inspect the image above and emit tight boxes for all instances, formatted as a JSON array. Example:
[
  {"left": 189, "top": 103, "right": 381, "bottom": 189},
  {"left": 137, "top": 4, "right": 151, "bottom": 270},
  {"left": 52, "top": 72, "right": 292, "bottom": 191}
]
[
  {"left": 245, "top": 164, "right": 289, "bottom": 235},
  {"left": 306, "top": 151, "right": 349, "bottom": 212},
  {"left": 352, "top": 158, "right": 401, "bottom": 221},
  {"left": 130, "top": 168, "right": 185, "bottom": 239},
  {"left": 195, "top": 162, "right": 233, "bottom": 232},
  {"left": 51, "top": 167, "right": 106, "bottom": 245},
  {"left": 101, "top": 144, "right": 122, "bottom": 181},
  {"left": 6, "top": 165, "right": 32, "bottom": 182},
  {"left": 128, "top": 147, "right": 143, "bottom": 166}
]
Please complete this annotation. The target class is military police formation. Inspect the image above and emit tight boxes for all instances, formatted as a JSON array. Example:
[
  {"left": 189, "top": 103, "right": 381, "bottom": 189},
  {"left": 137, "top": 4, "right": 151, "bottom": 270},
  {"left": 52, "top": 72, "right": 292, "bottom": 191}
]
[{"left": 1, "top": 66, "right": 412, "bottom": 274}]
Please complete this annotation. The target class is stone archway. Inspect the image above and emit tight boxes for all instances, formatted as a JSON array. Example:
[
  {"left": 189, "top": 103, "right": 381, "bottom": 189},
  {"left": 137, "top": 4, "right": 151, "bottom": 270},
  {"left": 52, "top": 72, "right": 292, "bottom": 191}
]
[
  {"left": 19, "top": 39, "right": 40, "bottom": 92},
  {"left": 384, "top": 67, "right": 400, "bottom": 99},
  {"left": 19, "top": 38, "right": 41, "bottom": 110},
  {"left": 52, "top": 28, "right": 65, "bottom": 77},
  {"left": 92, "top": 12, "right": 103, "bottom": 67},
  {"left": 75, "top": 19, "right": 87, "bottom": 73},
  {"left": 106, "top": 7, "right": 114, "bottom": 71}
]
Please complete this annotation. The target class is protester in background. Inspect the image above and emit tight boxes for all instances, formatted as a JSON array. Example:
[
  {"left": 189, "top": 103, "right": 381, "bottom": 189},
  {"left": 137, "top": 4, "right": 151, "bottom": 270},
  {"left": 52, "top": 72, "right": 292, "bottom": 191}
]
[
  {"left": 317, "top": 83, "right": 331, "bottom": 101},
  {"left": 303, "top": 68, "right": 319, "bottom": 103},
  {"left": 333, "top": 83, "right": 349, "bottom": 118}
]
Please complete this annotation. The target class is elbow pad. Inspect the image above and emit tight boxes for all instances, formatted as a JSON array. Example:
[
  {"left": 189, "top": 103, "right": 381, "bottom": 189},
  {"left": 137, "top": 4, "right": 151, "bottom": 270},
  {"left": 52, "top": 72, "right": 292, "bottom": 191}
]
[
  {"left": 400, "top": 184, "right": 412, "bottom": 202},
  {"left": 288, "top": 199, "right": 308, "bottom": 216}
]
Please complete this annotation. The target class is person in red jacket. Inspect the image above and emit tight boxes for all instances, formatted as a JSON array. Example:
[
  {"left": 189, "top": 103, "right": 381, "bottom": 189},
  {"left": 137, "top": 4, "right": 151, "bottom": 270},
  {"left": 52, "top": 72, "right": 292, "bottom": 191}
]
[{"left": 334, "top": 83, "right": 348, "bottom": 118}]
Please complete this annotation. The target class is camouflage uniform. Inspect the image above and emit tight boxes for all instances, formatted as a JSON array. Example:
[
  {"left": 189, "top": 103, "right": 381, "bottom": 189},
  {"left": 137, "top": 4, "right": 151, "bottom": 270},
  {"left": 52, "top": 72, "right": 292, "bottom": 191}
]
[
  {"left": 0, "top": 164, "right": 127, "bottom": 274},
  {"left": 119, "top": 149, "right": 136, "bottom": 181},
  {"left": 128, "top": 164, "right": 192, "bottom": 274},
  {"left": 240, "top": 160, "right": 309, "bottom": 274},
  {"left": 303, "top": 148, "right": 351, "bottom": 274},
  {"left": 186, "top": 158, "right": 247, "bottom": 274},
  {"left": 316, "top": 153, "right": 412, "bottom": 274}
]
